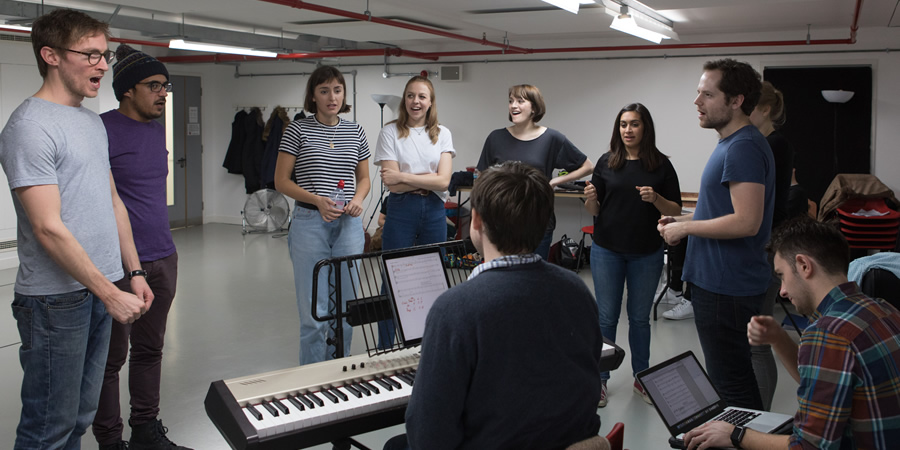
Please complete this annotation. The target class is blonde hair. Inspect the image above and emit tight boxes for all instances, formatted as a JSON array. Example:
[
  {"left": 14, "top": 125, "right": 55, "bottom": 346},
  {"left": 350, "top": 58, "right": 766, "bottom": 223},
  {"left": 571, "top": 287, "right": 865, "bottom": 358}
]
[{"left": 758, "top": 81, "right": 786, "bottom": 128}]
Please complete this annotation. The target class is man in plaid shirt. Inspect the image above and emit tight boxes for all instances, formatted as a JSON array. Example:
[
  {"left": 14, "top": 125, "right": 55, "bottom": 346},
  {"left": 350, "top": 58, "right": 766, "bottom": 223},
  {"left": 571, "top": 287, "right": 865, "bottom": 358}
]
[{"left": 684, "top": 218, "right": 900, "bottom": 450}]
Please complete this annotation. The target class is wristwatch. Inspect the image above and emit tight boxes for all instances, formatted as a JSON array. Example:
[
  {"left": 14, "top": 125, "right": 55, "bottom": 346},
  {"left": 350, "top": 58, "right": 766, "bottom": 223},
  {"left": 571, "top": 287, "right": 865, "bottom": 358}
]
[
  {"left": 128, "top": 269, "right": 148, "bottom": 280},
  {"left": 731, "top": 425, "right": 746, "bottom": 449}
]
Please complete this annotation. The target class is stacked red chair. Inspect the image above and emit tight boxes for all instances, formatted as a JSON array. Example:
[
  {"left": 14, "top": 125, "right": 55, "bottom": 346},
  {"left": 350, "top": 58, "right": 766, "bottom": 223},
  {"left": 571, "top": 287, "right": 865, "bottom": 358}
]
[{"left": 836, "top": 198, "right": 900, "bottom": 250}]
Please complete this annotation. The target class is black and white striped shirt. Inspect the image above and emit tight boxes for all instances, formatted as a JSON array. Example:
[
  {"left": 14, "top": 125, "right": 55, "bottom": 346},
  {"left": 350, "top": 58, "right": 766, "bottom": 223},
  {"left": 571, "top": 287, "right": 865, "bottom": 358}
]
[{"left": 279, "top": 115, "right": 370, "bottom": 197}]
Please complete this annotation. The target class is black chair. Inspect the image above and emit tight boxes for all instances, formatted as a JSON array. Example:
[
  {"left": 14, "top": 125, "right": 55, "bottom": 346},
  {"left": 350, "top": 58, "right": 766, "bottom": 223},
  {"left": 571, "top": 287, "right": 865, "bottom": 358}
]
[{"left": 860, "top": 267, "right": 900, "bottom": 310}]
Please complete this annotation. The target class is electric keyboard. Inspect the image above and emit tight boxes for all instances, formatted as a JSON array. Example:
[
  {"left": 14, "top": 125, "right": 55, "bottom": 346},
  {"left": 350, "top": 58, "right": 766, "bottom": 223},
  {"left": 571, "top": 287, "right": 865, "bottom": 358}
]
[{"left": 205, "top": 346, "right": 422, "bottom": 450}]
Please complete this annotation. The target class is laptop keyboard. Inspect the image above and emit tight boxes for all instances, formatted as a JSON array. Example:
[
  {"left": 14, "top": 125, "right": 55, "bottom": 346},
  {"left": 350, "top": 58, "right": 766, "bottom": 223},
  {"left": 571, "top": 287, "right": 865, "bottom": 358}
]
[{"left": 713, "top": 409, "right": 760, "bottom": 426}]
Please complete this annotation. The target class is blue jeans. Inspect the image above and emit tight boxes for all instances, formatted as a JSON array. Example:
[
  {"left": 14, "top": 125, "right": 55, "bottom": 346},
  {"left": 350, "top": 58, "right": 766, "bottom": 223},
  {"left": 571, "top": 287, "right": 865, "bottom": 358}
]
[
  {"left": 12, "top": 289, "right": 112, "bottom": 450},
  {"left": 591, "top": 243, "right": 664, "bottom": 381},
  {"left": 689, "top": 283, "right": 764, "bottom": 410},
  {"left": 289, "top": 206, "right": 364, "bottom": 365},
  {"left": 379, "top": 192, "right": 447, "bottom": 347}
]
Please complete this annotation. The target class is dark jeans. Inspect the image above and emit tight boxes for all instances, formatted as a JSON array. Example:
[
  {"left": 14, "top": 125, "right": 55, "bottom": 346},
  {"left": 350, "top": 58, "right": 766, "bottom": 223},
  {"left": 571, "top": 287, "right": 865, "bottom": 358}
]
[
  {"left": 689, "top": 282, "right": 764, "bottom": 410},
  {"left": 93, "top": 252, "right": 178, "bottom": 445}
]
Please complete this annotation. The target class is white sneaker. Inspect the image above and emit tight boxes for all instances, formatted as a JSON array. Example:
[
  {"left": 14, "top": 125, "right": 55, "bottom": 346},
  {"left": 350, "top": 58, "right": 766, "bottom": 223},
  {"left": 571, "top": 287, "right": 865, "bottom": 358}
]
[
  {"left": 657, "top": 289, "right": 683, "bottom": 305},
  {"left": 663, "top": 299, "right": 694, "bottom": 320}
]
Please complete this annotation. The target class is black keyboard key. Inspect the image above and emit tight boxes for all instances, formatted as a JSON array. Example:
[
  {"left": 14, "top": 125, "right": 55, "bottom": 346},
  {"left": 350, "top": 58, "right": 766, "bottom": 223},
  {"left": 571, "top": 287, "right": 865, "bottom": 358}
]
[
  {"left": 332, "top": 387, "right": 349, "bottom": 401},
  {"left": 245, "top": 404, "right": 263, "bottom": 421},
  {"left": 355, "top": 382, "right": 372, "bottom": 396},
  {"left": 397, "top": 373, "right": 415, "bottom": 386},
  {"left": 261, "top": 401, "right": 278, "bottom": 417},
  {"left": 307, "top": 392, "right": 325, "bottom": 407},
  {"left": 345, "top": 384, "right": 363, "bottom": 398},
  {"left": 272, "top": 398, "right": 289, "bottom": 415},
  {"left": 362, "top": 381, "right": 380, "bottom": 394},
  {"left": 374, "top": 378, "right": 393, "bottom": 391},
  {"left": 384, "top": 376, "right": 402, "bottom": 389},
  {"left": 321, "top": 389, "right": 339, "bottom": 404},
  {"left": 295, "top": 393, "right": 314, "bottom": 409},
  {"left": 287, "top": 395, "right": 305, "bottom": 411}
]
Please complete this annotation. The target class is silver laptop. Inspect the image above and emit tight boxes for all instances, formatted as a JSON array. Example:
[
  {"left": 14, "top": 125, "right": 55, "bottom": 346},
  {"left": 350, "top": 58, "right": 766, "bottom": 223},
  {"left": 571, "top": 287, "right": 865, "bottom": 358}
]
[
  {"left": 636, "top": 351, "right": 793, "bottom": 443},
  {"left": 381, "top": 245, "right": 451, "bottom": 347}
]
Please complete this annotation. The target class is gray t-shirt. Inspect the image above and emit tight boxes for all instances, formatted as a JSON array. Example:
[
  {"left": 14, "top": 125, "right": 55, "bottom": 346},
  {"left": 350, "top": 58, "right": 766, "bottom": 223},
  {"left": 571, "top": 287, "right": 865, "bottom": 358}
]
[{"left": 0, "top": 97, "right": 123, "bottom": 295}]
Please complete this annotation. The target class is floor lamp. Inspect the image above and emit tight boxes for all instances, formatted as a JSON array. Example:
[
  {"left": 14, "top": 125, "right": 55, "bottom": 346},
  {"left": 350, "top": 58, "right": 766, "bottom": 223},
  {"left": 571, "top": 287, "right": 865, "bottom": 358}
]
[
  {"left": 821, "top": 89, "right": 854, "bottom": 175},
  {"left": 366, "top": 94, "right": 402, "bottom": 231}
]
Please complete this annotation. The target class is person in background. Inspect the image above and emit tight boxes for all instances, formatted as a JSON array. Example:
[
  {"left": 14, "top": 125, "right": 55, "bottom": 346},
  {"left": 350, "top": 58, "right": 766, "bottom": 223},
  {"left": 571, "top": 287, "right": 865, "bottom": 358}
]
[
  {"left": 374, "top": 76, "right": 455, "bottom": 347},
  {"left": 658, "top": 58, "right": 773, "bottom": 410},
  {"left": 684, "top": 218, "right": 900, "bottom": 450},
  {"left": 92, "top": 44, "right": 191, "bottom": 450},
  {"left": 476, "top": 84, "right": 593, "bottom": 260},
  {"left": 387, "top": 162, "right": 607, "bottom": 450},
  {"left": 585, "top": 103, "right": 681, "bottom": 408},
  {"left": 274, "top": 65, "right": 371, "bottom": 365},
  {"left": 787, "top": 167, "right": 811, "bottom": 219},
  {"left": 748, "top": 80, "right": 794, "bottom": 411},
  {"left": 0, "top": 9, "right": 151, "bottom": 448}
]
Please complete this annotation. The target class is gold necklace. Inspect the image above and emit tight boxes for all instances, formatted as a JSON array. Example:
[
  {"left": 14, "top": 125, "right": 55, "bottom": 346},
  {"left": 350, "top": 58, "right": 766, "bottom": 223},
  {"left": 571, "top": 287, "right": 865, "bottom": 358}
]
[{"left": 318, "top": 116, "right": 339, "bottom": 148}]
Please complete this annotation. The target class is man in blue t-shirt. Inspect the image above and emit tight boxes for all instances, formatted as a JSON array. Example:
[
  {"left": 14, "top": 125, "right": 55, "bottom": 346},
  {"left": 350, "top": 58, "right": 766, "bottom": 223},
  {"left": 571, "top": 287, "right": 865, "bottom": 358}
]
[{"left": 658, "top": 59, "right": 774, "bottom": 410}]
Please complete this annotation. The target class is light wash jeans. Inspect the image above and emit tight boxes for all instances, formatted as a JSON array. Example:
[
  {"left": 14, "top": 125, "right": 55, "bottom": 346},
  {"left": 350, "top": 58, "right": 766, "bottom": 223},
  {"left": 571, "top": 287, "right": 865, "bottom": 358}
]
[
  {"left": 12, "top": 289, "right": 112, "bottom": 450},
  {"left": 590, "top": 243, "right": 664, "bottom": 381},
  {"left": 289, "top": 206, "right": 364, "bottom": 365}
]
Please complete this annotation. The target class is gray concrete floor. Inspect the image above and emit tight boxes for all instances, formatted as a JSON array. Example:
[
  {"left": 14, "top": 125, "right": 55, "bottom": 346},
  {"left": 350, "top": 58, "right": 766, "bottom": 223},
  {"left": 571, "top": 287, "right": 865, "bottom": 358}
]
[{"left": 0, "top": 224, "right": 801, "bottom": 449}]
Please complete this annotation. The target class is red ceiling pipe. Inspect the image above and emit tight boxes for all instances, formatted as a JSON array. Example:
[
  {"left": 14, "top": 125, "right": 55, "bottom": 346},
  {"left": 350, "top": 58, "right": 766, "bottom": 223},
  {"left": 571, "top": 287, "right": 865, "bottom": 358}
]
[{"left": 258, "top": 0, "right": 530, "bottom": 54}]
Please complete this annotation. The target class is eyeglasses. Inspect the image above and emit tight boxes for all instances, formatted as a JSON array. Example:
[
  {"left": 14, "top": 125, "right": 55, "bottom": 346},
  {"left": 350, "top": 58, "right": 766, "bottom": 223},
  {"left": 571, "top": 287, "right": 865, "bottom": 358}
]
[
  {"left": 136, "top": 81, "right": 174, "bottom": 93},
  {"left": 62, "top": 48, "right": 115, "bottom": 66}
]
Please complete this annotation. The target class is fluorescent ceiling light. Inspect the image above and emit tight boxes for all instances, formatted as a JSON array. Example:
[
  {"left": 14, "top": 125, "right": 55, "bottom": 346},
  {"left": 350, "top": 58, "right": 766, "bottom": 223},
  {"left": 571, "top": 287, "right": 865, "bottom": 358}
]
[
  {"left": 610, "top": 14, "right": 664, "bottom": 43},
  {"left": 541, "top": 0, "right": 595, "bottom": 14},
  {"left": 1, "top": 24, "right": 32, "bottom": 32},
  {"left": 169, "top": 39, "right": 277, "bottom": 58}
]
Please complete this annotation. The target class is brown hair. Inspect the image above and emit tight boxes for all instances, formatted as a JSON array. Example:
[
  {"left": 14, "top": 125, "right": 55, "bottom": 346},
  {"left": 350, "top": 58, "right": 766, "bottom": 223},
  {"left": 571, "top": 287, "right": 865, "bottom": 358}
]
[
  {"left": 508, "top": 84, "right": 546, "bottom": 123},
  {"left": 31, "top": 9, "right": 111, "bottom": 78},
  {"left": 390, "top": 76, "right": 440, "bottom": 144},
  {"left": 766, "top": 217, "right": 850, "bottom": 277},
  {"left": 702, "top": 58, "right": 761, "bottom": 116},
  {"left": 471, "top": 161, "right": 554, "bottom": 254},
  {"left": 607, "top": 103, "right": 667, "bottom": 172},
  {"left": 303, "top": 65, "right": 351, "bottom": 115},
  {"left": 757, "top": 81, "right": 786, "bottom": 128}
]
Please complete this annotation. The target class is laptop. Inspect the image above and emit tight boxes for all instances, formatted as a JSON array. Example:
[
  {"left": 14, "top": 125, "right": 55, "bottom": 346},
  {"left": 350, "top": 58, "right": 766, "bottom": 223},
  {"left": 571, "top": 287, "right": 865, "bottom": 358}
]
[
  {"left": 381, "top": 246, "right": 452, "bottom": 347},
  {"left": 636, "top": 351, "right": 793, "bottom": 444}
]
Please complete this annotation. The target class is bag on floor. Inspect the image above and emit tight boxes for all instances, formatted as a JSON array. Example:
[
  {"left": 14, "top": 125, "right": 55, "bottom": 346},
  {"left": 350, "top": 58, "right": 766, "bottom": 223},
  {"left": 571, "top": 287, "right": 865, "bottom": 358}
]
[{"left": 552, "top": 234, "right": 579, "bottom": 269}]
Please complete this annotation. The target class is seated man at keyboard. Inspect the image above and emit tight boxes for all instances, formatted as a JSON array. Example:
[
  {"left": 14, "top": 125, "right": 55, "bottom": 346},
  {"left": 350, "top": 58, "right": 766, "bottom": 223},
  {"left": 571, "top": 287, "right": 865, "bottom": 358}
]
[
  {"left": 388, "top": 161, "right": 608, "bottom": 449},
  {"left": 684, "top": 218, "right": 900, "bottom": 450}
]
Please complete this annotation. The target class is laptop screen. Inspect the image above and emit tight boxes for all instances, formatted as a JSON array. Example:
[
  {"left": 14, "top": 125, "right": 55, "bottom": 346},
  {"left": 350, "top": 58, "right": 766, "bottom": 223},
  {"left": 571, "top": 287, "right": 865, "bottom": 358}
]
[
  {"left": 381, "top": 246, "right": 451, "bottom": 346},
  {"left": 637, "top": 351, "right": 726, "bottom": 435}
]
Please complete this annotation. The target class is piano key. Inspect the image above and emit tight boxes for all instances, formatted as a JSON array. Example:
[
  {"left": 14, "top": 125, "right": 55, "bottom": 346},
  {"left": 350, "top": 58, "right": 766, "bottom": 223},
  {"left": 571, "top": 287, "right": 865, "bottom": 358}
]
[
  {"left": 272, "top": 398, "right": 290, "bottom": 415},
  {"left": 344, "top": 384, "right": 363, "bottom": 398},
  {"left": 373, "top": 378, "right": 393, "bottom": 391},
  {"left": 320, "top": 389, "right": 339, "bottom": 404},
  {"left": 354, "top": 382, "right": 371, "bottom": 396},
  {"left": 307, "top": 392, "right": 325, "bottom": 407},
  {"left": 396, "top": 372, "right": 414, "bottom": 386},
  {"left": 331, "top": 387, "right": 349, "bottom": 401},
  {"left": 287, "top": 395, "right": 305, "bottom": 411},
  {"left": 261, "top": 400, "right": 279, "bottom": 417},
  {"left": 361, "top": 380, "right": 380, "bottom": 394},
  {"left": 245, "top": 403, "right": 263, "bottom": 420},
  {"left": 295, "top": 393, "right": 315, "bottom": 409},
  {"left": 383, "top": 376, "right": 402, "bottom": 389}
]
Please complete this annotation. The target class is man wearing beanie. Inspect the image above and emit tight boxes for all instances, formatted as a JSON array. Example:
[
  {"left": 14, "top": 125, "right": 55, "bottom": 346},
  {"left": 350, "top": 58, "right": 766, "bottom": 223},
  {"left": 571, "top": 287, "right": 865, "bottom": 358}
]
[{"left": 93, "top": 43, "right": 191, "bottom": 450}]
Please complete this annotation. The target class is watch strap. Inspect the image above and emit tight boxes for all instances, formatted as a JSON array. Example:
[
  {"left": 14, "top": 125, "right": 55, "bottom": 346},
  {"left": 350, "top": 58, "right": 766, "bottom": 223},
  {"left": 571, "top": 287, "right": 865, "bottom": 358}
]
[
  {"left": 730, "top": 425, "right": 746, "bottom": 449},
  {"left": 128, "top": 269, "right": 148, "bottom": 280}
]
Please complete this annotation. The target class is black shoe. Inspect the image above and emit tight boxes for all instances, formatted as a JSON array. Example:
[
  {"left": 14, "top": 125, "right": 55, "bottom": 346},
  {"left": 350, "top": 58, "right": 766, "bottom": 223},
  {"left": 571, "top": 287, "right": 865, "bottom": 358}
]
[
  {"left": 99, "top": 442, "right": 129, "bottom": 450},
  {"left": 129, "top": 419, "right": 193, "bottom": 450}
]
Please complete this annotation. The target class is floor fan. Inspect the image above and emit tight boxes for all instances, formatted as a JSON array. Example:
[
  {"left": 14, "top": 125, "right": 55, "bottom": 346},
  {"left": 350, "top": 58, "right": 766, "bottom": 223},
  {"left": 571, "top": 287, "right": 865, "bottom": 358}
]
[{"left": 241, "top": 188, "right": 291, "bottom": 234}]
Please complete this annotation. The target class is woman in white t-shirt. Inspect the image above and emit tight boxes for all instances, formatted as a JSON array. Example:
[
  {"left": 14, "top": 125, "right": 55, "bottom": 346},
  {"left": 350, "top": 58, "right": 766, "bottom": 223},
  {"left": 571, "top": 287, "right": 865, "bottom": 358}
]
[
  {"left": 374, "top": 76, "right": 455, "bottom": 347},
  {"left": 375, "top": 76, "right": 455, "bottom": 249}
]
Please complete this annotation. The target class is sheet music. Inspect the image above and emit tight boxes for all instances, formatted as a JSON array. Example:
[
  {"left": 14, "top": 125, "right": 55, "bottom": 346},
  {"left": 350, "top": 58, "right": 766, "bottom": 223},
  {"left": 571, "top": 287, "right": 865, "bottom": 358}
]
[
  {"left": 649, "top": 366, "right": 702, "bottom": 423},
  {"left": 384, "top": 252, "right": 449, "bottom": 342}
]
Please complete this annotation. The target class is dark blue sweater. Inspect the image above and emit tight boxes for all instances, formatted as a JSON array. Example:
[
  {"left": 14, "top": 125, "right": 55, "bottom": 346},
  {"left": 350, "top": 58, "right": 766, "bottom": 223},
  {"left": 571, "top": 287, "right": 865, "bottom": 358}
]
[{"left": 406, "top": 260, "right": 603, "bottom": 449}]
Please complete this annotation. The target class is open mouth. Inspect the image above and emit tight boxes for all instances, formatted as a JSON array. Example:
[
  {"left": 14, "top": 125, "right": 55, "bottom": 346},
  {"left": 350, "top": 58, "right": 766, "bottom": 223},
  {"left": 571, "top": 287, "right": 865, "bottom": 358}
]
[{"left": 90, "top": 76, "right": 102, "bottom": 87}]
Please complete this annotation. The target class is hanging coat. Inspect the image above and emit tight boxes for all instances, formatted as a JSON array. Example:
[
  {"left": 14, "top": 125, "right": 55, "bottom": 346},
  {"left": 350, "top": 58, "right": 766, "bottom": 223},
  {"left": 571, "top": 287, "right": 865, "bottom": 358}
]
[{"left": 261, "top": 106, "right": 290, "bottom": 190}]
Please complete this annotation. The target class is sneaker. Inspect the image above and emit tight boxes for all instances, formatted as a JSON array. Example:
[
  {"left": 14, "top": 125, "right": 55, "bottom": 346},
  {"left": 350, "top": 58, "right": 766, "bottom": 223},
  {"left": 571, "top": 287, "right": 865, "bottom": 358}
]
[
  {"left": 129, "top": 419, "right": 193, "bottom": 450},
  {"left": 633, "top": 379, "right": 653, "bottom": 404},
  {"left": 100, "top": 442, "right": 129, "bottom": 450},
  {"left": 657, "top": 289, "right": 683, "bottom": 305},
  {"left": 598, "top": 381, "right": 608, "bottom": 408},
  {"left": 663, "top": 298, "right": 694, "bottom": 320}
]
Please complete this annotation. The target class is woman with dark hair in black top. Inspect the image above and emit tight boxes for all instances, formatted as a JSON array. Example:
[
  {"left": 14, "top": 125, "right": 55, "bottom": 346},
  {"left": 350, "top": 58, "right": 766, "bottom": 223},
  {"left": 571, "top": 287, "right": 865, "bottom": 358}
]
[{"left": 584, "top": 103, "right": 682, "bottom": 408}]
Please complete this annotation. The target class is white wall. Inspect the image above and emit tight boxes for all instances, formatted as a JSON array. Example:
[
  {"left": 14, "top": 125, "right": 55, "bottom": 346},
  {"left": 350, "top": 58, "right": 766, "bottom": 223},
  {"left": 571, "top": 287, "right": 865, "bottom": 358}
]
[{"left": 2, "top": 26, "right": 899, "bottom": 269}]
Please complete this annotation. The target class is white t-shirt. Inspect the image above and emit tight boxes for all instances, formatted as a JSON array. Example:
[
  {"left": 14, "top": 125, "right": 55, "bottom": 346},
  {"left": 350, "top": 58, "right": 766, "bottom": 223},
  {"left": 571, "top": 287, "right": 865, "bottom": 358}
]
[{"left": 374, "top": 123, "right": 455, "bottom": 200}]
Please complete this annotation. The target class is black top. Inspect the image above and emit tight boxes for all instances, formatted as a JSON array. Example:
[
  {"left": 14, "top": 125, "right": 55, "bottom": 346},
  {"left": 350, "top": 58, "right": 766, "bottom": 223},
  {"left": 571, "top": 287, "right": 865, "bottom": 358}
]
[
  {"left": 590, "top": 152, "right": 682, "bottom": 254},
  {"left": 788, "top": 184, "right": 810, "bottom": 219},
  {"left": 406, "top": 261, "right": 603, "bottom": 449},
  {"left": 476, "top": 127, "right": 587, "bottom": 179},
  {"left": 767, "top": 130, "right": 794, "bottom": 228}
]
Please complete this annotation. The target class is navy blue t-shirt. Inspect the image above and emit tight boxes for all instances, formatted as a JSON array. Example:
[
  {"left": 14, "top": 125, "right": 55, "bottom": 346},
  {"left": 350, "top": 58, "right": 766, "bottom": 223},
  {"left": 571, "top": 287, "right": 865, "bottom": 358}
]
[{"left": 683, "top": 125, "right": 775, "bottom": 296}]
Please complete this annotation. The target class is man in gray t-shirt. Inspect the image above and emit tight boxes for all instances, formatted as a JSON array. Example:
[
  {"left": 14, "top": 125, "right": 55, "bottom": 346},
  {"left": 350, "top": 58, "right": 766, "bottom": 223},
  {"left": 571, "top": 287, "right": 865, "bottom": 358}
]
[{"left": 0, "top": 9, "right": 152, "bottom": 449}]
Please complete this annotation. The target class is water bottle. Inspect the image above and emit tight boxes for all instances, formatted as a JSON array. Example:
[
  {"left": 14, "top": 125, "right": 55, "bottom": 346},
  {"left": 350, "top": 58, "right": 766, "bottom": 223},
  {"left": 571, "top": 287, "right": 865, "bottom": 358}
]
[{"left": 329, "top": 180, "right": 346, "bottom": 211}]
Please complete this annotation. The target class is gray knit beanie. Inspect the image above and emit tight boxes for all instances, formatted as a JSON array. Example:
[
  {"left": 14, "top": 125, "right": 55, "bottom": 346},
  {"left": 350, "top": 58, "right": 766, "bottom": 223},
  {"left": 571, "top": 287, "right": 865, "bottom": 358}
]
[{"left": 112, "top": 44, "right": 169, "bottom": 101}]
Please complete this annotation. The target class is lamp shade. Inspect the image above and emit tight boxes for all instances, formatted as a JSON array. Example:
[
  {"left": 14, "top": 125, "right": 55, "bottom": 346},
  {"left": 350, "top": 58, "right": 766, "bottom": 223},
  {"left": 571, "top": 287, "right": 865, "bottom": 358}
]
[
  {"left": 822, "top": 90, "right": 854, "bottom": 103},
  {"left": 371, "top": 94, "right": 402, "bottom": 111}
]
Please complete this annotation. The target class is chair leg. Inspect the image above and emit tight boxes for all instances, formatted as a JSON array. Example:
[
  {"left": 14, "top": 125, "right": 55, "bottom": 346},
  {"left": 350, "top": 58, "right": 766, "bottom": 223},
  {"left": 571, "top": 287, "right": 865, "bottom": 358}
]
[
  {"left": 653, "top": 247, "right": 671, "bottom": 321},
  {"left": 575, "top": 232, "right": 588, "bottom": 273}
]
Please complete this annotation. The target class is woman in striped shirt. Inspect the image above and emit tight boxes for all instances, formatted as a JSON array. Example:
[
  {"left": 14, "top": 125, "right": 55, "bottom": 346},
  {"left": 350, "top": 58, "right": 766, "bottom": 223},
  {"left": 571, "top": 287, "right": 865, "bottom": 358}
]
[{"left": 275, "top": 66, "right": 371, "bottom": 365}]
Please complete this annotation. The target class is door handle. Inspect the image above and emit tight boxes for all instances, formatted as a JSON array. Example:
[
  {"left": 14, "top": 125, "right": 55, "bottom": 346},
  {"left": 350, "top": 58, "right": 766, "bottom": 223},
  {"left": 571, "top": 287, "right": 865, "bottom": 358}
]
[{"left": 177, "top": 157, "right": 186, "bottom": 168}]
